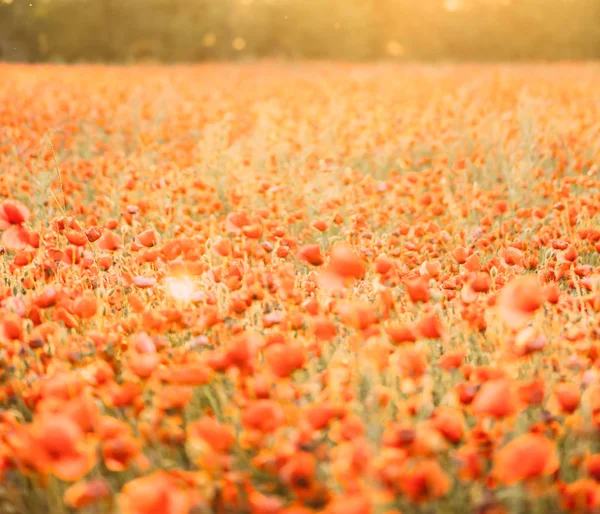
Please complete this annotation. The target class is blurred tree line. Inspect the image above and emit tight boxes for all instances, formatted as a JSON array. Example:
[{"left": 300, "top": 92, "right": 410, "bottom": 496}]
[{"left": 1, "top": 0, "right": 599, "bottom": 62}]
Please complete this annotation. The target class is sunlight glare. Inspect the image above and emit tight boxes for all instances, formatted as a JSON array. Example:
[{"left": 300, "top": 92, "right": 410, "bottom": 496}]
[
  {"left": 165, "top": 276, "right": 196, "bottom": 303},
  {"left": 386, "top": 41, "right": 406, "bottom": 57},
  {"left": 232, "top": 37, "right": 247, "bottom": 51},
  {"left": 444, "top": 0, "right": 464, "bottom": 12}
]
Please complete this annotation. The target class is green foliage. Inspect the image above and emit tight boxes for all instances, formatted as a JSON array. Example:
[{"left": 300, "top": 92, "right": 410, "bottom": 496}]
[{"left": 1, "top": 0, "right": 600, "bottom": 62}]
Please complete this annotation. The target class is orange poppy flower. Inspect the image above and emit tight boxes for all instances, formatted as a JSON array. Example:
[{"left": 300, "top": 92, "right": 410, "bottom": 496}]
[
  {"left": 312, "top": 219, "right": 328, "bottom": 232},
  {"left": 248, "top": 490, "right": 284, "bottom": 514},
  {"left": 84, "top": 225, "right": 102, "bottom": 242},
  {"left": 455, "top": 444, "right": 484, "bottom": 480},
  {"left": 553, "top": 383, "right": 581, "bottom": 414},
  {"left": 404, "top": 277, "right": 430, "bottom": 303},
  {"left": 135, "top": 229, "right": 159, "bottom": 248},
  {"left": 336, "top": 301, "right": 378, "bottom": 331},
  {"left": 23, "top": 415, "right": 96, "bottom": 481},
  {"left": 102, "top": 434, "right": 142, "bottom": 472},
  {"left": 97, "top": 254, "right": 112, "bottom": 269},
  {"left": 472, "top": 379, "right": 518, "bottom": 418},
  {"left": 102, "top": 381, "right": 142, "bottom": 408},
  {"left": 159, "top": 362, "right": 212, "bottom": 386},
  {"left": 586, "top": 454, "right": 600, "bottom": 482},
  {"left": 242, "top": 224, "right": 263, "bottom": 239},
  {"left": 328, "top": 243, "right": 366, "bottom": 279},
  {"left": 265, "top": 342, "right": 306, "bottom": 378},
  {"left": 66, "top": 230, "right": 87, "bottom": 246},
  {"left": 242, "top": 400, "right": 285, "bottom": 433},
  {"left": 0, "top": 200, "right": 30, "bottom": 229},
  {"left": 497, "top": 275, "right": 544, "bottom": 329},
  {"left": 155, "top": 386, "right": 193, "bottom": 411},
  {"left": 439, "top": 349, "right": 465, "bottom": 371},
  {"left": 416, "top": 313, "right": 445, "bottom": 340},
  {"left": 397, "top": 347, "right": 428, "bottom": 379},
  {"left": 225, "top": 211, "right": 251, "bottom": 234},
  {"left": 386, "top": 323, "right": 418, "bottom": 344},
  {"left": 374, "top": 254, "right": 393, "bottom": 275},
  {"left": 327, "top": 494, "right": 372, "bottom": 514},
  {"left": 560, "top": 479, "right": 600, "bottom": 512},
  {"left": 72, "top": 292, "right": 98, "bottom": 319},
  {"left": 119, "top": 471, "right": 193, "bottom": 514},
  {"left": 493, "top": 433, "right": 559, "bottom": 484},
  {"left": 187, "top": 417, "right": 234, "bottom": 453},
  {"left": 429, "top": 407, "right": 465, "bottom": 443},
  {"left": 338, "top": 415, "right": 365, "bottom": 441},
  {"left": 471, "top": 272, "right": 491, "bottom": 293},
  {"left": 97, "top": 416, "right": 132, "bottom": 441},
  {"left": 517, "top": 377, "right": 546, "bottom": 406},
  {"left": 64, "top": 478, "right": 111, "bottom": 509},
  {"left": 452, "top": 246, "right": 469, "bottom": 264},
  {"left": 280, "top": 451, "right": 316, "bottom": 493},
  {"left": 297, "top": 243, "right": 325, "bottom": 266},
  {"left": 1, "top": 224, "right": 32, "bottom": 251},
  {"left": 312, "top": 316, "right": 337, "bottom": 341},
  {"left": 0, "top": 312, "right": 23, "bottom": 341},
  {"left": 37, "top": 394, "right": 100, "bottom": 434},
  {"left": 304, "top": 402, "right": 340, "bottom": 430},
  {"left": 97, "top": 230, "right": 123, "bottom": 251},
  {"left": 128, "top": 353, "right": 161, "bottom": 378},
  {"left": 398, "top": 459, "right": 451, "bottom": 502}
]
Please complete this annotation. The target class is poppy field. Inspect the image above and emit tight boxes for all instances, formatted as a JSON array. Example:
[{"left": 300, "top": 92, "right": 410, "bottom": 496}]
[{"left": 1, "top": 62, "right": 600, "bottom": 514}]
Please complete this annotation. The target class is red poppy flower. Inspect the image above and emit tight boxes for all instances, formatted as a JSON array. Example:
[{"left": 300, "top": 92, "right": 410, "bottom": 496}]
[
  {"left": 119, "top": 471, "right": 194, "bottom": 514},
  {"left": 493, "top": 433, "right": 559, "bottom": 484}
]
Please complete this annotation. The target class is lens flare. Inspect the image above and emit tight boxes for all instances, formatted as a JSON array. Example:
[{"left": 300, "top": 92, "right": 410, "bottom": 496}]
[{"left": 165, "top": 276, "right": 196, "bottom": 302}]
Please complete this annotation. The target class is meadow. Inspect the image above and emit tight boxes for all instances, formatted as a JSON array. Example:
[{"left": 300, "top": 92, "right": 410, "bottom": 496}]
[{"left": 1, "top": 62, "right": 600, "bottom": 513}]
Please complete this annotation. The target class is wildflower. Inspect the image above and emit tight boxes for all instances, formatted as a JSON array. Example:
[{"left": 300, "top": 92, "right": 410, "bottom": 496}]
[
  {"left": 12, "top": 415, "right": 96, "bottom": 481},
  {"left": 0, "top": 200, "right": 30, "bottom": 228},
  {"left": 0, "top": 200, "right": 31, "bottom": 250},
  {"left": 135, "top": 229, "right": 158, "bottom": 247},
  {"left": 327, "top": 494, "right": 372, "bottom": 514},
  {"left": 497, "top": 275, "right": 544, "bottom": 329},
  {"left": 553, "top": 383, "right": 581, "bottom": 414},
  {"left": 64, "top": 479, "right": 111, "bottom": 509},
  {"left": 297, "top": 243, "right": 325, "bottom": 266},
  {"left": 472, "top": 379, "right": 518, "bottom": 418},
  {"left": 404, "top": 277, "right": 430, "bottom": 303},
  {"left": 586, "top": 454, "right": 600, "bottom": 482},
  {"left": 265, "top": 342, "right": 306, "bottom": 378},
  {"left": 398, "top": 459, "right": 451, "bottom": 502},
  {"left": 281, "top": 452, "right": 317, "bottom": 495},
  {"left": 243, "top": 400, "right": 285, "bottom": 433},
  {"left": 328, "top": 243, "right": 366, "bottom": 279},
  {"left": 386, "top": 323, "right": 418, "bottom": 344},
  {"left": 493, "top": 433, "right": 559, "bottom": 484},
  {"left": 559, "top": 479, "right": 600, "bottom": 512},
  {"left": 119, "top": 471, "right": 194, "bottom": 514},
  {"left": 429, "top": 407, "right": 465, "bottom": 443},
  {"left": 187, "top": 417, "right": 234, "bottom": 453}
]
